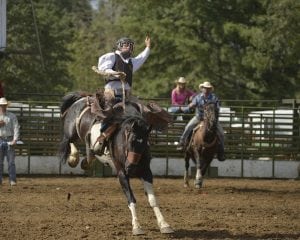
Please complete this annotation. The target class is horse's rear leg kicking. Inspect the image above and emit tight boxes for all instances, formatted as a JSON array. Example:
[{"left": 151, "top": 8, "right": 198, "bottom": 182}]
[
  {"left": 143, "top": 180, "right": 174, "bottom": 234},
  {"left": 81, "top": 133, "right": 96, "bottom": 170},
  {"left": 68, "top": 143, "right": 80, "bottom": 167}
]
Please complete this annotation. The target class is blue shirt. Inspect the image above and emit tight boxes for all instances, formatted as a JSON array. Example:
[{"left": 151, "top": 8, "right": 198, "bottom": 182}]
[{"left": 191, "top": 93, "right": 220, "bottom": 119}]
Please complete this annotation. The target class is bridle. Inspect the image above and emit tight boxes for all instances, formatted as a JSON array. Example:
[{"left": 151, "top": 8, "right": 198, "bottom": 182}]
[
  {"left": 123, "top": 117, "right": 146, "bottom": 166},
  {"left": 202, "top": 103, "right": 218, "bottom": 148}
]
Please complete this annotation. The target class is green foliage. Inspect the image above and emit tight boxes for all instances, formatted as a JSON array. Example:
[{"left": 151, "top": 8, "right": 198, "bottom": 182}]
[
  {"left": 0, "top": 0, "right": 92, "bottom": 100},
  {"left": 1, "top": 0, "right": 299, "bottom": 100}
]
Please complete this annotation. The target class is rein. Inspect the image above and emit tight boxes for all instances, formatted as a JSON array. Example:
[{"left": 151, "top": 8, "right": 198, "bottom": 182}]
[
  {"left": 198, "top": 103, "right": 218, "bottom": 149},
  {"left": 92, "top": 65, "right": 127, "bottom": 110}
]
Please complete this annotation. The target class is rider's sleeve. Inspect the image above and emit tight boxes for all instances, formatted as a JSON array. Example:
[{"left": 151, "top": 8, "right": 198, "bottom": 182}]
[
  {"left": 131, "top": 47, "right": 150, "bottom": 72},
  {"left": 98, "top": 52, "right": 118, "bottom": 75}
]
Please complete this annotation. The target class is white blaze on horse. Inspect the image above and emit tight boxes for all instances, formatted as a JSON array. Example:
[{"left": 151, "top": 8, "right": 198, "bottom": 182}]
[{"left": 58, "top": 92, "right": 174, "bottom": 235}]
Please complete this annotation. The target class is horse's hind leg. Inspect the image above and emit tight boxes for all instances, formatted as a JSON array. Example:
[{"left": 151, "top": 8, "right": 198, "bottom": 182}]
[
  {"left": 142, "top": 175, "right": 174, "bottom": 234},
  {"left": 68, "top": 143, "right": 80, "bottom": 167},
  {"left": 81, "top": 134, "right": 96, "bottom": 170}
]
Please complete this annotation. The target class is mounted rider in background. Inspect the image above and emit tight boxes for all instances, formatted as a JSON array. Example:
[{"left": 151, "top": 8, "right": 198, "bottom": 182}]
[{"left": 176, "top": 81, "right": 225, "bottom": 161}]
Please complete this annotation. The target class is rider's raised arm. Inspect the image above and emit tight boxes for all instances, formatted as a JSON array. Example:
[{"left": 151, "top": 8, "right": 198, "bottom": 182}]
[
  {"left": 131, "top": 36, "right": 151, "bottom": 72},
  {"left": 131, "top": 47, "right": 150, "bottom": 72}
]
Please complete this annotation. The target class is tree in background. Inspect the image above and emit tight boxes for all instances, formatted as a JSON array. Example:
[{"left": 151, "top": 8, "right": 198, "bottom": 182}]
[
  {"left": 1, "top": 0, "right": 299, "bottom": 101},
  {"left": 68, "top": 0, "right": 125, "bottom": 92},
  {"left": 110, "top": 0, "right": 300, "bottom": 100},
  {"left": 0, "top": 0, "right": 92, "bottom": 100}
]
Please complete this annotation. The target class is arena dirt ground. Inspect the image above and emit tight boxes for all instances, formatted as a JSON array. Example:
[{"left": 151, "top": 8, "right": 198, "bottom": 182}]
[{"left": 0, "top": 177, "right": 299, "bottom": 240}]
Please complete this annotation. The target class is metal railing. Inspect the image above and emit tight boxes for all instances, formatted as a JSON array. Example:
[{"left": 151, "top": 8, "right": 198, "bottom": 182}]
[{"left": 8, "top": 98, "right": 299, "bottom": 160}]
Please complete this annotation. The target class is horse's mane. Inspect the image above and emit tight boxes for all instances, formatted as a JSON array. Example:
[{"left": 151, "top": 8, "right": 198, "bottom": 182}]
[
  {"left": 121, "top": 115, "right": 146, "bottom": 126},
  {"left": 60, "top": 91, "right": 91, "bottom": 114},
  {"left": 113, "top": 102, "right": 147, "bottom": 127}
]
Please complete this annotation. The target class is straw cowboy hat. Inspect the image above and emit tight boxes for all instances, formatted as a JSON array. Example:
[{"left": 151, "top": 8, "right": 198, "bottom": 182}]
[
  {"left": 175, "top": 77, "right": 187, "bottom": 84},
  {"left": 0, "top": 97, "right": 9, "bottom": 106},
  {"left": 199, "top": 81, "right": 214, "bottom": 90}
]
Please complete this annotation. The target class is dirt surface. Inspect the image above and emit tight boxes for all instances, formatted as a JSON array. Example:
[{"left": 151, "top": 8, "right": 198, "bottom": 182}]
[{"left": 0, "top": 177, "right": 299, "bottom": 240}]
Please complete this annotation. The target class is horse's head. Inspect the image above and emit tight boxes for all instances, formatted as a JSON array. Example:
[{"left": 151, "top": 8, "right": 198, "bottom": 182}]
[
  {"left": 121, "top": 117, "right": 151, "bottom": 175},
  {"left": 203, "top": 102, "right": 218, "bottom": 132}
]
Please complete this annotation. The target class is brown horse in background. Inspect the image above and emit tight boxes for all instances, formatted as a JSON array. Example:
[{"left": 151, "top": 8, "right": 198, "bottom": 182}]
[{"left": 183, "top": 102, "right": 219, "bottom": 188}]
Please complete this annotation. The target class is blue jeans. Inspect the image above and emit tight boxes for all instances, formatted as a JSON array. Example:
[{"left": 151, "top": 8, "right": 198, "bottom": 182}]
[
  {"left": 0, "top": 141, "right": 16, "bottom": 183},
  {"left": 168, "top": 106, "right": 191, "bottom": 114},
  {"left": 179, "top": 116, "right": 201, "bottom": 144}
]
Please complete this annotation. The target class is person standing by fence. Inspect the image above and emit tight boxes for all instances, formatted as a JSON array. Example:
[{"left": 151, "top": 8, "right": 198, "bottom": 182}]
[{"left": 0, "top": 97, "right": 20, "bottom": 186}]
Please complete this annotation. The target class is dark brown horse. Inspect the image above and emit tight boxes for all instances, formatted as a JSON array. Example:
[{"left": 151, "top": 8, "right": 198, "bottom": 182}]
[
  {"left": 58, "top": 92, "right": 174, "bottom": 235},
  {"left": 183, "top": 102, "right": 219, "bottom": 188}
]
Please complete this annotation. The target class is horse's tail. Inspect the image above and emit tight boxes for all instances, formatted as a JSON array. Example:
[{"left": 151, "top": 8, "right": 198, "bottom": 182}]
[
  {"left": 60, "top": 91, "right": 89, "bottom": 114},
  {"left": 58, "top": 137, "right": 71, "bottom": 164}
]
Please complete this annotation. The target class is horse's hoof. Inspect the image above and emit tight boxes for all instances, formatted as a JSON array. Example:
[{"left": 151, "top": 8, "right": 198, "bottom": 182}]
[
  {"left": 184, "top": 183, "right": 189, "bottom": 188},
  {"left": 80, "top": 158, "right": 90, "bottom": 170},
  {"left": 194, "top": 182, "right": 203, "bottom": 189},
  {"left": 67, "top": 157, "right": 79, "bottom": 168},
  {"left": 160, "top": 226, "right": 174, "bottom": 234},
  {"left": 194, "top": 180, "right": 203, "bottom": 188},
  {"left": 68, "top": 161, "right": 78, "bottom": 168},
  {"left": 132, "top": 227, "right": 145, "bottom": 235}
]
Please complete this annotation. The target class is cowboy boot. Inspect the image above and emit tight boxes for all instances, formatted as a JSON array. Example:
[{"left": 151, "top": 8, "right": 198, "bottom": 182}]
[{"left": 94, "top": 123, "right": 118, "bottom": 155}]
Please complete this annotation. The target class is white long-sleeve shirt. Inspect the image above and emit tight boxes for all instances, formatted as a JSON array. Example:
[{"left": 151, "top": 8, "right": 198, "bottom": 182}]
[{"left": 97, "top": 47, "right": 150, "bottom": 90}]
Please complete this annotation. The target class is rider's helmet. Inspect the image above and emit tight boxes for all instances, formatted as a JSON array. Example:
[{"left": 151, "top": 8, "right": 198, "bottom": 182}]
[{"left": 116, "top": 37, "right": 134, "bottom": 52}]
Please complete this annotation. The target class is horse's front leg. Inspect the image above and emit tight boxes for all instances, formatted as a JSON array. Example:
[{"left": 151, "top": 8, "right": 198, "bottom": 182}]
[
  {"left": 142, "top": 173, "right": 174, "bottom": 234},
  {"left": 117, "top": 171, "right": 144, "bottom": 235},
  {"left": 194, "top": 148, "right": 203, "bottom": 188},
  {"left": 183, "top": 153, "right": 190, "bottom": 188}
]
